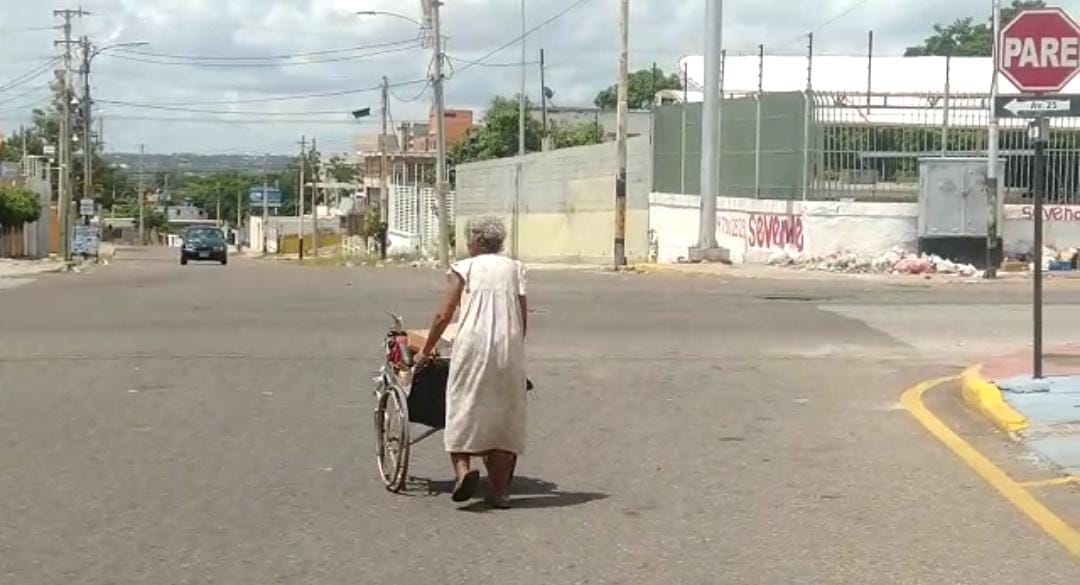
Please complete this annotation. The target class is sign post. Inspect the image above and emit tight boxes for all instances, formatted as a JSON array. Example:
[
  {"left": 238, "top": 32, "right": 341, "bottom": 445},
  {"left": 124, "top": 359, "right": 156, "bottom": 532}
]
[{"left": 998, "top": 7, "right": 1080, "bottom": 378}]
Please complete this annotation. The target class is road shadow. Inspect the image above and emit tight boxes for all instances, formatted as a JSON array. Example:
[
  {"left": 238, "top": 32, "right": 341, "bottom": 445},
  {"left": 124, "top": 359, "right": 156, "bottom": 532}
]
[{"left": 412, "top": 475, "right": 608, "bottom": 511}]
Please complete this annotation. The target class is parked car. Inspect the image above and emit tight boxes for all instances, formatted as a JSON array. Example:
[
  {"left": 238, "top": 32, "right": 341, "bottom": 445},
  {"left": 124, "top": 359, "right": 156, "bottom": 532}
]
[{"left": 180, "top": 227, "right": 228, "bottom": 266}]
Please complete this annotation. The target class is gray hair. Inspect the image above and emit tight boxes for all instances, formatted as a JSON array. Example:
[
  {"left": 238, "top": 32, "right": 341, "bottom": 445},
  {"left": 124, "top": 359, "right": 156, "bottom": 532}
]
[{"left": 467, "top": 215, "right": 507, "bottom": 254}]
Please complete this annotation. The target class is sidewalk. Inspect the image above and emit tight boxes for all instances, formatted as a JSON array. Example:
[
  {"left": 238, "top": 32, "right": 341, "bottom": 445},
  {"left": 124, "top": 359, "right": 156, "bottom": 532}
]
[
  {"left": 967, "top": 346, "right": 1080, "bottom": 476},
  {"left": 0, "top": 258, "right": 66, "bottom": 279}
]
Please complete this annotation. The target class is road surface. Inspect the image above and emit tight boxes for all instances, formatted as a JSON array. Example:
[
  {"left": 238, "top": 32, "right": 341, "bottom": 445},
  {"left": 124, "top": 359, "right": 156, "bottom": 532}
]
[{"left": 0, "top": 247, "right": 1076, "bottom": 583}]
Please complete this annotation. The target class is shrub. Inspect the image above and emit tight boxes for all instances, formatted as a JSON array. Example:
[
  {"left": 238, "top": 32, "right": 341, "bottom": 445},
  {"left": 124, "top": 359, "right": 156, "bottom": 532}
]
[{"left": 0, "top": 185, "right": 41, "bottom": 228}]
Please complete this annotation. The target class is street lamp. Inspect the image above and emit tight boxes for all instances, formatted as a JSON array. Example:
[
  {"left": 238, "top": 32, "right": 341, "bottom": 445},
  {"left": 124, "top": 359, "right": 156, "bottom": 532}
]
[
  {"left": 356, "top": 10, "right": 431, "bottom": 47},
  {"left": 81, "top": 40, "right": 148, "bottom": 215}
]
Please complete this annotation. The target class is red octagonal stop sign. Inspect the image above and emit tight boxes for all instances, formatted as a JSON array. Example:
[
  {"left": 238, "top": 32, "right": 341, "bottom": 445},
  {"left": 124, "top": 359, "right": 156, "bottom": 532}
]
[{"left": 999, "top": 8, "right": 1080, "bottom": 93}]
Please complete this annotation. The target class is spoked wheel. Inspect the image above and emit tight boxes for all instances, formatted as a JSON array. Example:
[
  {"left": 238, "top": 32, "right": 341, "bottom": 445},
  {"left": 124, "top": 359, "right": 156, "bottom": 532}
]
[{"left": 374, "top": 385, "right": 410, "bottom": 492}]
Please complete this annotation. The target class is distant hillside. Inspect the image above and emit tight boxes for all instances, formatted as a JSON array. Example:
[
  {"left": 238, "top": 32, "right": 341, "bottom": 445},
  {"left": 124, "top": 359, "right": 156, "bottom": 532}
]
[{"left": 103, "top": 153, "right": 295, "bottom": 176}]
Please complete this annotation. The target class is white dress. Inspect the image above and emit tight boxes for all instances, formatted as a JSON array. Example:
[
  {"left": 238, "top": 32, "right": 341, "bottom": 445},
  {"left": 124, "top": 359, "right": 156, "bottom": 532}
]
[{"left": 444, "top": 254, "right": 527, "bottom": 455}]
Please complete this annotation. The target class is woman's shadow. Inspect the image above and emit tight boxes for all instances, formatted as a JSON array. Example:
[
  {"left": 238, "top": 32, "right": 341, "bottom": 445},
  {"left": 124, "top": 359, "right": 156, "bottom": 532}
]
[{"left": 414, "top": 475, "right": 608, "bottom": 512}]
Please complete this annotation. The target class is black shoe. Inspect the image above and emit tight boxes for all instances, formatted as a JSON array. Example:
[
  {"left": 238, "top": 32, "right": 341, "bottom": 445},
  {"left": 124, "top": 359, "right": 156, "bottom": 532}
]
[{"left": 451, "top": 470, "right": 480, "bottom": 502}]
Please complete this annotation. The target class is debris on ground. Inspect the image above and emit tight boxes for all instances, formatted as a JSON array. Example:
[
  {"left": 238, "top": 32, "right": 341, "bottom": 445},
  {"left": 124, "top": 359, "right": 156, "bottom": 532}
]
[{"left": 766, "top": 247, "right": 982, "bottom": 277}]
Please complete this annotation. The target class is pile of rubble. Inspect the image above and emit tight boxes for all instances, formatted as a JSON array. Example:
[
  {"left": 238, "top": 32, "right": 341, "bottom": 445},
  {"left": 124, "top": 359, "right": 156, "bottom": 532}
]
[{"left": 767, "top": 247, "right": 982, "bottom": 277}]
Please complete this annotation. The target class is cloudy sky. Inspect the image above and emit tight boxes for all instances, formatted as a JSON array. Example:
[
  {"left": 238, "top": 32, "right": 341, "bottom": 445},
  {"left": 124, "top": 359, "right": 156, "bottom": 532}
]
[{"left": 0, "top": 0, "right": 1047, "bottom": 155}]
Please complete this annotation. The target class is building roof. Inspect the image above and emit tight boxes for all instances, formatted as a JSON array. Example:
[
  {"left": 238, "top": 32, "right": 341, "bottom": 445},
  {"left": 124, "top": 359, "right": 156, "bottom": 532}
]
[{"left": 678, "top": 55, "right": 1080, "bottom": 96}]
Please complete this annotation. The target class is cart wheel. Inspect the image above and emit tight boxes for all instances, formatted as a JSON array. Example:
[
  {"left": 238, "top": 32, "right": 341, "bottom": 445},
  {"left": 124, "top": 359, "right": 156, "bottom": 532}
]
[{"left": 375, "top": 385, "right": 410, "bottom": 492}]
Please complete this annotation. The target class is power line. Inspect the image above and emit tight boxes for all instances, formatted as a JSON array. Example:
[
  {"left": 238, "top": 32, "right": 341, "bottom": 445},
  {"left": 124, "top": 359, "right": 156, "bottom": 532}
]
[
  {"left": 0, "top": 82, "right": 50, "bottom": 107},
  {"left": 456, "top": 0, "right": 597, "bottom": 74},
  {"left": 111, "top": 37, "right": 420, "bottom": 61},
  {"left": 97, "top": 99, "right": 363, "bottom": 116},
  {"left": 0, "top": 57, "right": 60, "bottom": 94},
  {"left": 104, "top": 42, "right": 422, "bottom": 68},
  {"left": 95, "top": 114, "right": 372, "bottom": 125},
  {"left": 96, "top": 78, "right": 428, "bottom": 106},
  {"left": 447, "top": 55, "right": 540, "bottom": 68},
  {"left": 390, "top": 81, "right": 431, "bottom": 103},
  {"left": 0, "top": 25, "right": 59, "bottom": 34}
]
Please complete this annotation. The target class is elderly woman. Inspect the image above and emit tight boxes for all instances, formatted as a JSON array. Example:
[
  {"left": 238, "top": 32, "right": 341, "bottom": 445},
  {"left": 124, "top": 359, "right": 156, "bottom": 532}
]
[{"left": 416, "top": 215, "right": 527, "bottom": 508}]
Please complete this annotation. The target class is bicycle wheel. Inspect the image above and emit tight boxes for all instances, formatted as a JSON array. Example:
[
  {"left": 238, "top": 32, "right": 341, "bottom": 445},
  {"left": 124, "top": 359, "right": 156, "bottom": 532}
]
[{"left": 374, "top": 385, "right": 410, "bottom": 492}]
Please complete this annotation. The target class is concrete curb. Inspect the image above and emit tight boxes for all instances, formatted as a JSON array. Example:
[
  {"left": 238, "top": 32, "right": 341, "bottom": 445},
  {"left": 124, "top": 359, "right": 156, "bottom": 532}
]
[{"left": 960, "top": 365, "right": 1028, "bottom": 434}]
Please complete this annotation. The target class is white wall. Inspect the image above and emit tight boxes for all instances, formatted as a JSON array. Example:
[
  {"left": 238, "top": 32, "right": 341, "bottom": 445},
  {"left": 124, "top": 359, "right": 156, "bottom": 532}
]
[{"left": 650, "top": 193, "right": 1080, "bottom": 263}]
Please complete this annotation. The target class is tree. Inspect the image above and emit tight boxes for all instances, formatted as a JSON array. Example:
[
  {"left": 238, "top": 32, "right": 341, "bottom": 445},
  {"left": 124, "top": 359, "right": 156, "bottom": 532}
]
[
  {"left": 176, "top": 171, "right": 259, "bottom": 226},
  {"left": 904, "top": 1, "right": 1046, "bottom": 57},
  {"left": 0, "top": 185, "right": 42, "bottom": 227},
  {"left": 594, "top": 68, "right": 682, "bottom": 110},
  {"left": 451, "top": 95, "right": 543, "bottom": 164}
]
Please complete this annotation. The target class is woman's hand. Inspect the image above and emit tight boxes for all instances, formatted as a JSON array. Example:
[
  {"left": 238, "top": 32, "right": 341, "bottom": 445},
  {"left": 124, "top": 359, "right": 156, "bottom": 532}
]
[{"left": 414, "top": 350, "right": 433, "bottom": 371}]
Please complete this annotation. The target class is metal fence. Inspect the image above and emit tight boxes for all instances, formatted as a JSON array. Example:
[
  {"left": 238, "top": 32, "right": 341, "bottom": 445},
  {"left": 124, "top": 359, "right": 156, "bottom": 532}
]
[{"left": 653, "top": 91, "right": 1080, "bottom": 203}]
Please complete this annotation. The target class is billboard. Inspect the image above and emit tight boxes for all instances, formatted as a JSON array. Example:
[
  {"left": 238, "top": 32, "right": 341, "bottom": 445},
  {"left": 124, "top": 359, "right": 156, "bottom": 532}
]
[{"left": 249, "top": 186, "right": 283, "bottom": 208}]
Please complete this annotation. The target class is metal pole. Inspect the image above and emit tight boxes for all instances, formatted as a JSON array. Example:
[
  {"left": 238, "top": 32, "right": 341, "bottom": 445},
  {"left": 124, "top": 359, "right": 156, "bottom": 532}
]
[
  {"left": 614, "top": 0, "right": 629, "bottom": 267},
  {"left": 298, "top": 135, "right": 306, "bottom": 260},
  {"left": 431, "top": 0, "right": 450, "bottom": 268},
  {"left": 262, "top": 153, "right": 269, "bottom": 256},
  {"left": 519, "top": 0, "right": 527, "bottom": 157},
  {"left": 942, "top": 53, "right": 951, "bottom": 157},
  {"left": 696, "top": 0, "right": 722, "bottom": 251},
  {"left": 138, "top": 143, "right": 145, "bottom": 246},
  {"left": 754, "top": 44, "right": 763, "bottom": 199},
  {"left": 236, "top": 188, "right": 242, "bottom": 250},
  {"left": 540, "top": 48, "right": 547, "bottom": 151},
  {"left": 987, "top": 0, "right": 1002, "bottom": 279},
  {"left": 680, "top": 62, "right": 688, "bottom": 194},
  {"left": 802, "top": 32, "right": 813, "bottom": 201},
  {"left": 866, "top": 31, "right": 873, "bottom": 112},
  {"left": 1033, "top": 116, "right": 1048, "bottom": 379}
]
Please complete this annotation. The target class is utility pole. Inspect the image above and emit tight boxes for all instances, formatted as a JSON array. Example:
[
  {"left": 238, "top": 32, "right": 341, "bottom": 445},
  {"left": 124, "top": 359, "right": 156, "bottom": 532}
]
[
  {"left": 137, "top": 144, "right": 145, "bottom": 246},
  {"left": 540, "top": 48, "right": 548, "bottom": 151},
  {"left": 297, "top": 135, "right": 307, "bottom": 260},
  {"left": 695, "top": 0, "right": 723, "bottom": 254},
  {"left": 261, "top": 153, "right": 269, "bottom": 256},
  {"left": 519, "top": 0, "right": 527, "bottom": 158},
  {"left": 54, "top": 7, "right": 88, "bottom": 260},
  {"left": 613, "top": 0, "right": 629, "bottom": 267},
  {"left": 81, "top": 36, "right": 93, "bottom": 218},
  {"left": 311, "top": 139, "right": 320, "bottom": 259},
  {"left": 381, "top": 76, "right": 390, "bottom": 259},
  {"left": 986, "top": 0, "right": 1002, "bottom": 279},
  {"left": 430, "top": 0, "right": 450, "bottom": 268}
]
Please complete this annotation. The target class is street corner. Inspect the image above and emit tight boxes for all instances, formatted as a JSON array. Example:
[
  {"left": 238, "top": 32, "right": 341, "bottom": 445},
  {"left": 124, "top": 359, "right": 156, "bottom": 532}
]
[
  {"left": 969, "top": 347, "right": 1080, "bottom": 477},
  {"left": 901, "top": 376, "right": 1080, "bottom": 558}
]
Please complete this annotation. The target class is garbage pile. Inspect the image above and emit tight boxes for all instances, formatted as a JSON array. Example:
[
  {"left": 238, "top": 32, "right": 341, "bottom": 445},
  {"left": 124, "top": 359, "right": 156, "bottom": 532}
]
[{"left": 766, "top": 247, "right": 982, "bottom": 277}]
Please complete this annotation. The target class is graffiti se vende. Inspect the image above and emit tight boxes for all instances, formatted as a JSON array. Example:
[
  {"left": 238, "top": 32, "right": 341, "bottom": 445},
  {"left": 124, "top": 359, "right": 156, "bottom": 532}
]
[
  {"left": 718, "top": 213, "right": 804, "bottom": 252},
  {"left": 1020, "top": 205, "right": 1080, "bottom": 222}
]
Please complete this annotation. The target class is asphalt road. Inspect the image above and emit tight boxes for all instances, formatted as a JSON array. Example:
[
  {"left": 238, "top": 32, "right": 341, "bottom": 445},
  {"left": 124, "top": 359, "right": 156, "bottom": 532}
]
[{"left": 0, "top": 247, "right": 1077, "bottom": 583}]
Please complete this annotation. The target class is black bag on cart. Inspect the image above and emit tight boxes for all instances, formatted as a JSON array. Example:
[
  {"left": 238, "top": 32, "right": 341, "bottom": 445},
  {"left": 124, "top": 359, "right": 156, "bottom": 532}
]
[{"left": 408, "top": 358, "right": 449, "bottom": 428}]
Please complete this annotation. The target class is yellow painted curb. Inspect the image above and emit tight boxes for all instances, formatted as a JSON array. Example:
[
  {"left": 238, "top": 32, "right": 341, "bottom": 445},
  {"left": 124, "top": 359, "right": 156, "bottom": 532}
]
[
  {"left": 960, "top": 365, "right": 1027, "bottom": 434},
  {"left": 902, "top": 378, "right": 1080, "bottom": 558}
]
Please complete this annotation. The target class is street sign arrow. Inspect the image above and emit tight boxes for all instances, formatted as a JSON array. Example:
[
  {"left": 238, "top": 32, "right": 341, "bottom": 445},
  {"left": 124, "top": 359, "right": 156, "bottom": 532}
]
[{"left": 994, "top": 94, "right": 1080, "bottom": 117}]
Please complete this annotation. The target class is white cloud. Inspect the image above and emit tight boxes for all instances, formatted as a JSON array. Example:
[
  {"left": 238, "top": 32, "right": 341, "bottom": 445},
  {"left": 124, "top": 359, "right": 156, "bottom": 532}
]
[{"left": 0, "top": 0, "right": 1024, "bottom": 153}]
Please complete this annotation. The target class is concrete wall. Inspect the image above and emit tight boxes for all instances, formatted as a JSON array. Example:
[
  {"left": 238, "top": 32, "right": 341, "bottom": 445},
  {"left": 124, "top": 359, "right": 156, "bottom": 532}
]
[
  {"left": 653, "top": 194, "right": 1080, "bottom": 263},
  {"left": 455, "top": 137, "right": 652, "bottom": 264}
]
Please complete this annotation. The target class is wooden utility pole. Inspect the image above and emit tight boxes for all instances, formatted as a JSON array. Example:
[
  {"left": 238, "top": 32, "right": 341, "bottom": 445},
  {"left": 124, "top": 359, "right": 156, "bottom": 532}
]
[
  {"left": 430, "top": 0, "right": 450, "bottom": 268},
  {"left": 381, "top": 76, "right": 390, "bottom": 259},
  {"left": 613, "top": 0, "right": 629, "bottom": 267},
  {"left": 137, "top": 143, "right": 145, "bottom": 245},
  {"left": 54, "top": 8, "right": 88, "bottom": 260},
  {"left": 261, "top": 153, "right": 269, "bottom": 256},
  {"left": 311, "top": 139, "right": 320, "bottom": 259}
]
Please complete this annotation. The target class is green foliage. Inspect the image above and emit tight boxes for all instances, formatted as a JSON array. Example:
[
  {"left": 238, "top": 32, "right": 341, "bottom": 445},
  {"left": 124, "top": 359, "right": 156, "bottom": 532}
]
[
  {"left": 594, "top": 68, "right": 682, "bottom": 110},
  {"left": 904, "top": 1, "right": 1046, "bottom": 57},
  {"left": 135, "top": 210, "right": 168, "bottom": 233},
  {"left": 451, "top": 96, "right": 543, "bottom": 164},
  {"left": 177, "top": 172, "right": 259, "bottom": 226},
  {"left": 0, "top": 185, "right": 41, "bottom": 227},
  {"left": 549, "top": 120, "right": 604, "bottom": 149}
]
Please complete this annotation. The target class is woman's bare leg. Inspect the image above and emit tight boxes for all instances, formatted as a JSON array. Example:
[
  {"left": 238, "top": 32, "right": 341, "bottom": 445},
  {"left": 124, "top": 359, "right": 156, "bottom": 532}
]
[
  {"left": 484, "top": 450, "right": 516, "bottom": 501},
  {"left": 450, "top": 453, "right": 471, "bottom": 478}
]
